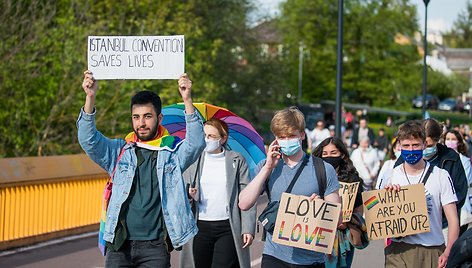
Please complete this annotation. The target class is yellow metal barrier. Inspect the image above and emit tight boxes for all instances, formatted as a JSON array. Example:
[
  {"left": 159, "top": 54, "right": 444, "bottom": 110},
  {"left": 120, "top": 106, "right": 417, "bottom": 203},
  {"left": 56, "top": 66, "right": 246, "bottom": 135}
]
[{"left": 0, "top": 154, "right": 108, "bottom": 250}]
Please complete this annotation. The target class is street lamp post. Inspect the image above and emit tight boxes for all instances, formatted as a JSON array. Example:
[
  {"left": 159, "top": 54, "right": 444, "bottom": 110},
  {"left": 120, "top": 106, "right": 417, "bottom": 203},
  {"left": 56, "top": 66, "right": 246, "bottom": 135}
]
[
  {"left": 422, "top": 0, "right": 430, "bottom": 119},
  {"left": 335, "top": 0, "right": 344, "bottom": 138},
  {"left": 298, "top": 41, "right": 304, "bottom": 105}
]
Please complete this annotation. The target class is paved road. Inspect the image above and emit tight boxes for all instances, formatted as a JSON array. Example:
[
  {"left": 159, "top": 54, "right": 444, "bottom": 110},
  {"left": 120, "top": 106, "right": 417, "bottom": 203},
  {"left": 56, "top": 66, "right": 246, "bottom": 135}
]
[{"left": 0, "top": 195, "right": 384, "bottom": 267}]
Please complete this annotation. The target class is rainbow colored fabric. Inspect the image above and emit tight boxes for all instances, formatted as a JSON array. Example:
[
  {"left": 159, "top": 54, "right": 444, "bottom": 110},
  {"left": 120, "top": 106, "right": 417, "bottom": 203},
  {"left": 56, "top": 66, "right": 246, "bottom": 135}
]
[{"left": 98, "top": 126, "right": 181, "bottom": 255}]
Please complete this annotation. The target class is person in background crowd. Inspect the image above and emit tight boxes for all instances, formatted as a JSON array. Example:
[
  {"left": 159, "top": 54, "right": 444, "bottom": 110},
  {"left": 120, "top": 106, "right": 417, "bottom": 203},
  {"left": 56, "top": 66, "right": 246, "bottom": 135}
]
[
  {"left": 180, "top": 118, "right": 256, "bottom": 268},
  {"left": 313, "top": 137, "right": 367, "bottom": 268},
  {"left": 445, "top": 118, "right": 452, "bottom": 132},
  {"left": 307, "top": 119, "right": 331, "bottom": 153},
  {"left": 386, "top": 116, "right": 394, "bottom": 128},
  {"left": 461, "top": 124, "right": 472, "bottom": 157},
  {"left": 344, "top": 108, "right": 354, "bottom": 130},
  {"left": 350, "top": 118, "right": 375, "bottom": 149},
  {"left": 394, "top": 118, "right": 467, "bottom": 237},
  {"left": 329, "top": 125, "right": 336, "bottom": 137},
  {"left": 351, "top": 137, "right": 380, "bottom": 191},
  {"left": 239, "top": 107, "right": 341, "bottom": 268},
  {"left": 443, "top": 129, "right": 472, "bottom": 233},
  {"left": 374, "top": 128, "right": 388, "bottom": 162},
  {"left": 376, "top": 137, "right": 401, "bottom": 190},
  {"left": 380, "top": 120, "right": 459, "bottom": 268}
]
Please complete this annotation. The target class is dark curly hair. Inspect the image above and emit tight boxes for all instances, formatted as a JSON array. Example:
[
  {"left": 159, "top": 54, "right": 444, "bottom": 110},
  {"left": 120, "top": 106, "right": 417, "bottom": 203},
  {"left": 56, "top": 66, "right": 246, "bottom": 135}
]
[{"left": 312, "top": 137, "right": 360, "bottom": 183}]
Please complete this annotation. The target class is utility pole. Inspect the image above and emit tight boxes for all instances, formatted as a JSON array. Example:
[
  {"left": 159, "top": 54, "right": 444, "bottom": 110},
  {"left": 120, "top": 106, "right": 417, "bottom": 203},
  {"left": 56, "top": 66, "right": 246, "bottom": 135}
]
[
  {"left": 298, "top": 41, "right": 304, "bottom": 105},
  {"left": 335, "top": 0, "right": 344, "bottom": 138},
  {"left": 422, "top": 0, "right": 430, "bottom": 119}
]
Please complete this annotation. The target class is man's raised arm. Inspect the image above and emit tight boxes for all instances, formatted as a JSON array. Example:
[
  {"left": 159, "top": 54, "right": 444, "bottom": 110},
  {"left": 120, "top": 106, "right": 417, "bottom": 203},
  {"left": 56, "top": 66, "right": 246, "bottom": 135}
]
[{"left": 82, "top": 70, "right": 98, "bottom": 114}]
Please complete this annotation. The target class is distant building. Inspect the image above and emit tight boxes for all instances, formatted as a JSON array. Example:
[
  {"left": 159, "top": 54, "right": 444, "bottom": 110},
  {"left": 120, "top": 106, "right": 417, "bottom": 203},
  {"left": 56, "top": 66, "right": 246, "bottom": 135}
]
[
  {"left": 251, "top": 20, "right": 283, "bottom": 57},
  {"left": 438, "top": 48, "right": 472, "bottom": 78}
]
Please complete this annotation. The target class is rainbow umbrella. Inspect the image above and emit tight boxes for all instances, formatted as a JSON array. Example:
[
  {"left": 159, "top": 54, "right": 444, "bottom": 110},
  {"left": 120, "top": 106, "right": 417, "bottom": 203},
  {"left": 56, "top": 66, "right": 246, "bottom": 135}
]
[{"left": 162, "top": 103, "right": 265, "bottom": 176}]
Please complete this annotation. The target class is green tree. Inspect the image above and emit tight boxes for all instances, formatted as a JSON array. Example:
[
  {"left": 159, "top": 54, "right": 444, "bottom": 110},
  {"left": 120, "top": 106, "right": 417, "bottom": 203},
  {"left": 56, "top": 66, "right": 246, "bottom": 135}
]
[
  {"left": 0, "top": 0, "right": 257, "bottom": 157},
  {"left": 444, "top": 1, "right": 472, "bottom": 48},
  {"left": 279, "top": 0, "right": 422, "bottom": 106}
]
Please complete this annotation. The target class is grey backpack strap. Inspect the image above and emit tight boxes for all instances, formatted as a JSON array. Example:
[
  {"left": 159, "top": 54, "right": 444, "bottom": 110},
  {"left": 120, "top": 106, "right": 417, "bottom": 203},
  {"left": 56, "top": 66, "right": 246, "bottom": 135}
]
[{"left": 312, "top": 156, "right": 327, "bottom": 199}]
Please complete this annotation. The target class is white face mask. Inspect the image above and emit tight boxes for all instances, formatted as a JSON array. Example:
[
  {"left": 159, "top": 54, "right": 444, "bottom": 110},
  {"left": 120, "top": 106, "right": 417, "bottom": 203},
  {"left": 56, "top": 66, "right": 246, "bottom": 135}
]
[
  {"left": 394, "top": 151, "right": 401, "bottom": 159},
  {"left": 204, "top": 138, "right": 221, "bottom": 153}
]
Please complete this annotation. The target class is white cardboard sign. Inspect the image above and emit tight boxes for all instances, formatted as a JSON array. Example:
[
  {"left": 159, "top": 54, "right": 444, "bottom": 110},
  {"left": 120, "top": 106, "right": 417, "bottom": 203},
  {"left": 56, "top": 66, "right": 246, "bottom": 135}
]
[{"left": 87, "top": 35, "right": 184, "bottom": 80}]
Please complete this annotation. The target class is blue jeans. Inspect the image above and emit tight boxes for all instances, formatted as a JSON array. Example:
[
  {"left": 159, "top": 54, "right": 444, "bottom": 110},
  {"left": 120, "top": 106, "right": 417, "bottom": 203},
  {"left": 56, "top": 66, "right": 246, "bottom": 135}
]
[{"left": 105, "top": 238, "right": 170, "bottom": 268}]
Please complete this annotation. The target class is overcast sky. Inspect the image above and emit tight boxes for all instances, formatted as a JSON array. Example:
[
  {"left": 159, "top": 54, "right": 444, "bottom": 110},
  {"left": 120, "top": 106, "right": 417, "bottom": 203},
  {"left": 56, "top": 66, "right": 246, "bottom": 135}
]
[{"left": 253, "top": 0, "right": 470, "bottom": 33}]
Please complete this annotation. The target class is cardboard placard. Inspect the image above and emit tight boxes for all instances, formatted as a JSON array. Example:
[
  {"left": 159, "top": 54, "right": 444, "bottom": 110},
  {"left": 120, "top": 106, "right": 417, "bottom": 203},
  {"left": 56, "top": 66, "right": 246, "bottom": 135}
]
[
  {"left": 87, "top": 35, "right": 184, "bottom": 80},
  {"left": 362, "top": 184, "right": 430, "bottom": 240},
  {"left": 272, "top": 193, "right": 341, "bottom": 254},
  {"left": 339, "top": 182, "right": 360, "bottom": 222}
]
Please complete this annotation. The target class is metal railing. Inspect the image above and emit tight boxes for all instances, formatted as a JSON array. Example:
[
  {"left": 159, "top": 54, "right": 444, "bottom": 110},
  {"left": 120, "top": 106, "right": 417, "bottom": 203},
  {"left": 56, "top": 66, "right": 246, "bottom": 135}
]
[{"left": 0, "top": 154, "right": 107, "bottom": 250}]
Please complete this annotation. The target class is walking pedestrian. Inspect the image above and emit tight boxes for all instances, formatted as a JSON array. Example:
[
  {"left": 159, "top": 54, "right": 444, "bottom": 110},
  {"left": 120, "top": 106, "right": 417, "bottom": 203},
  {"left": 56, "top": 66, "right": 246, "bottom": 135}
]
[
  {"left": 78, "top": 71, "right": 205, "bottom": 267},
  {"left": 239, "top": 106, "right": 341, "bottom": 268},
  {"left": 180, "top": 118, "right": 256, "bottom": 268},
  {"left": 379, "top": 120, "right": 459, "bottom": 268},
  {"left": 350, "top": 137, "right": 380, "bottom": 191},
  {"left": 312, "top": 137, "right": 367, "bottom": 267}
]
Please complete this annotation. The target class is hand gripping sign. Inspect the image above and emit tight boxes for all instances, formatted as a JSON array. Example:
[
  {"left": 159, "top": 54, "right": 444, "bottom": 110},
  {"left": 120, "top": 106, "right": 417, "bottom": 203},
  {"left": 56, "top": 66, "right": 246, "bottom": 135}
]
[
  {"left": 272, "top": 193, "right": 341, "bottom": 254},
  {"left": 362, "top": 184, "right": 430, "bottom": 240},
  {"left": 87, "top": 35, "right": 184, "bottom": 80}
]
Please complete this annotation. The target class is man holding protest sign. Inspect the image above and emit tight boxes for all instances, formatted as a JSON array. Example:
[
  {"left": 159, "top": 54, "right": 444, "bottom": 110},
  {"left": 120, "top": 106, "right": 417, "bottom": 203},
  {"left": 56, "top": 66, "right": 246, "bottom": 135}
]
[
  {"left": 378, "top": 120, "right": 459, "bottom": 268},
  {"left": 239, "top": 107, "right": 341, "bottom": 268},
  {"left": 77, "top": 71, "right": 205, "bottom": 267}
]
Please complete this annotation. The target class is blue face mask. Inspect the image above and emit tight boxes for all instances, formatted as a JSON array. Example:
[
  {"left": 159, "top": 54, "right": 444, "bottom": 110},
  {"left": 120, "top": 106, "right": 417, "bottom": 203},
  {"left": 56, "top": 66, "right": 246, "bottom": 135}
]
[
  {"left": 278, "top": 138, "right": 301, "bottom": 156},
  {"left": 401, "top": 149, "right": 423, "bottom": 165},
  {"left": 423, "top": 146, "right": 437, "bottom": 159}
]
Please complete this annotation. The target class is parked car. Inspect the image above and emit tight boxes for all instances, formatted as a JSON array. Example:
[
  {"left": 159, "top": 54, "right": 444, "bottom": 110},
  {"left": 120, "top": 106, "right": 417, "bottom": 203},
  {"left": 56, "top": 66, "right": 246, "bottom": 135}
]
[
  {"left": 438, "top": 98, "right": 458, "bottom": 111},
  {"left": 412, "top": 94, "right": 439, "bottom": 109},
  {"left": 464, "top": 102, "right": 471, "bottom": 112}
]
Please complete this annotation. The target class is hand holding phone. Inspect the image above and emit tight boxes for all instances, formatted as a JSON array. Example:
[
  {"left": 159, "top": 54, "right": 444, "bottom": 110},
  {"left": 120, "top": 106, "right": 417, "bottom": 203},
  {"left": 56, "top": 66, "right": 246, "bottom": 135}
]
[{"left": 266, "top": 140, "right": 281, "bottom": 169}]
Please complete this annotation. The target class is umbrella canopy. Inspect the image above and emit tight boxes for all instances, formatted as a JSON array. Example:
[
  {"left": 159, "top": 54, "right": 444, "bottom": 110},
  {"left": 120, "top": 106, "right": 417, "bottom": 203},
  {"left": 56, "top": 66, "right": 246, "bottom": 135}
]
[{"left": 162, "top": 103, "right": 265, "bottom": 176}]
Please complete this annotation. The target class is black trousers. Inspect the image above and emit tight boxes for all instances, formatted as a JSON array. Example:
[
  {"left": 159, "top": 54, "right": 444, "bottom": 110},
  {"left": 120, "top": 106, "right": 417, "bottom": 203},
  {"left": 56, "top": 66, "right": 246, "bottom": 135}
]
[
  {"left": 261, "top": 254, "right": 325, "bottom": 268},
  {"left": 193, "top": 219, "right": 238, "bottom": 268}
]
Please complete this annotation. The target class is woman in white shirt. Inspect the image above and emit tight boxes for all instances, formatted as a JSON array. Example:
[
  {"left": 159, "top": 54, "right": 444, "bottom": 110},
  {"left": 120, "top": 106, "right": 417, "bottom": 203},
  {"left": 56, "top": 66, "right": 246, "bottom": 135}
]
[
  {"left": 180, "top": 118, "right": 256, "bottom": 268},
  {"left": 443, "top": 129, "right": 472, "bottom": 231},
  {"left": 376, "top": 137, "right": 401, "bottom": 189},
  {"left": 351, "top": 137, "right": 380, "bottom": 191}
]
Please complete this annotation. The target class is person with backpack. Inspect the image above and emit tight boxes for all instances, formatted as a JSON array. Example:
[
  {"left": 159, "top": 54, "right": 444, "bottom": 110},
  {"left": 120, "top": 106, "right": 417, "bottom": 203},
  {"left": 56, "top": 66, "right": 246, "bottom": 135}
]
[
  {"left": 239, "top": 106, "right": 341, "bottom": 268},
  {"left": 379, "top": 120, "right": 459, "bottom": 268},
  {"left": 312, "top": 137, "right": 368, "bottom": 268},
  {"left": 77, "top": 71, "right": 205, "bottom": 267}
]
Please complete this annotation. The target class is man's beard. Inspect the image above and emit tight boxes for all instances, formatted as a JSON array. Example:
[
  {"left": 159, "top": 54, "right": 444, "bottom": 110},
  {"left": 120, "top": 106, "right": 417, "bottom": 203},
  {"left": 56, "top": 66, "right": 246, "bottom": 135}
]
[{"left": 134, "top": 126, "right": 158, "bottom": 141}]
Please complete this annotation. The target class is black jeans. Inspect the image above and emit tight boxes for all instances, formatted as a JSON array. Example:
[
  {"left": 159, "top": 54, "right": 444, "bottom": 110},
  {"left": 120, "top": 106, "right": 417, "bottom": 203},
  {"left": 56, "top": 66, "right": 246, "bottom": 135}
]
[
  {"left": 105, "top": 238, "right": 170, "bottom": 268},
  {"left": 193, "top": 219, "right": 238, "bottom": 268},
  {"left": 261, "top": 254, "right": 325, "bottom": 268}
]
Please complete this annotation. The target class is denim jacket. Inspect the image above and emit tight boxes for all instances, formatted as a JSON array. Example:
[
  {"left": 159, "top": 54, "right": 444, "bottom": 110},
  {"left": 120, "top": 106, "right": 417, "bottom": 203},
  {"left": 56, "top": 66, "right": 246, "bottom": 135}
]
[{"left": 76, "top": 107, "right": 205, "bottom": 248}]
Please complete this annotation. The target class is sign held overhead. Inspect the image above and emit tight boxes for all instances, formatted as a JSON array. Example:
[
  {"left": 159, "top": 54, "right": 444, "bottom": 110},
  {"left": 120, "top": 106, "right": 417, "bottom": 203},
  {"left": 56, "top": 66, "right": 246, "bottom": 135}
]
[{"left": 87, "top": 35, "right": 185, "bottom": 80}]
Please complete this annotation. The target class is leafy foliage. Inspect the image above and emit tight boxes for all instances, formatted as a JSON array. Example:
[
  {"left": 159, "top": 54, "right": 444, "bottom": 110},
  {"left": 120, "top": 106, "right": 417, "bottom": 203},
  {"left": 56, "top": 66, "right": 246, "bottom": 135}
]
[
  {"left": 1, "top": 0, "right": 468, "bottom": 157},
  {"left": 279, "top": 0, "right": 423, "bottom": 107},
  {"left": 443, "top": 1, "right": 472, "bottom": 48},
  {"left": 0, "top": 0, "right": 262, "bottom": 157}
]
